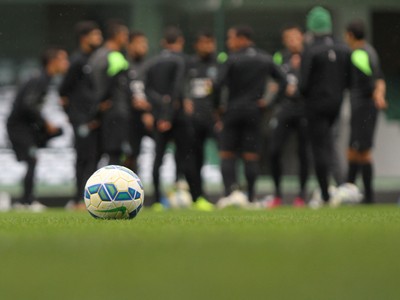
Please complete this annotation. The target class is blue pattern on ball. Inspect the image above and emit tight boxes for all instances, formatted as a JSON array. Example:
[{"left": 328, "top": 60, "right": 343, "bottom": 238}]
[
  {"left": 105, "top": 183, "right": 118, "bottom": 200},
  {"left": 115, "top": 192, "right": 132, "bottom": 201},
  {"left": 98, "top": 185, "right": 111, "bottom": 201}
]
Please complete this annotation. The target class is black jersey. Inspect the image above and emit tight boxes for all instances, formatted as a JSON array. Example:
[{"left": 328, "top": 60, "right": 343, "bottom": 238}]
[
  {"left": 273, "top": 49, "right": 305, "bottom": 112},
  {"left": 144, "top": 49, "right": 185, "bottom": 121},
  {"left": 300, "top": 35, "right": 351, "bottom": 114},
  {"left": 185, "top": 54, "right": 218, "bottom": 121},
  {"left": 128, "top": 57, "right": 147, "bottom": 101},
  {"left": 88, "top": 47, "right": 131, "bottom": 152},
  {"left": 216, "top": 46, "right": 287, "bottom": 113},
  {"left": 349, "top": 43, "right": 384, "bottom": 109},
  {"left": 8, "top": 70, "right": 50, "bottom": 128},
  {"left": 59, "top": 50, "right": 96, "bottom": 125},
  {"left": 89, "top": 47, "right": 131, "bottom": 114},
  {"left": 7, "top": 70, "right": 62, "bottom": 161}
]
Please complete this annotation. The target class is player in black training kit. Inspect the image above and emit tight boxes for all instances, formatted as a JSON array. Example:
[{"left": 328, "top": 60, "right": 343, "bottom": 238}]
[
  {"left": 268, "top": 25, "right": 309, "bottom": 208},
  {"left": 345, "top": 20, "right": 387, "bottom": 204},
  {"left": 7, "top": 47, "right": 69, "bottom": 211},
  {"left": 125, "top": 31, "right": 153, "bottom": 173},
  {"left": 299, "top": 7, "right": 351, "bottom": 206},
  {"left": 88, "top": 20, "right": 130, "bottom": 165},
  {"left": 216, "top": 25, "right": 287, "bottom": 203},
  {"left": 59, "top": 21, "right": 103, "bottom": 209},
  {"left": 145, "top": 27, "right": 213, "bottom": 211},
  {"left": 184, "top": 30, "right": 219, "bottom": 204}
]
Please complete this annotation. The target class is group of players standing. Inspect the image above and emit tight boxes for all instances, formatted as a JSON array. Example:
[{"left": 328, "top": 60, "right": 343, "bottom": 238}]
[{"left": 6, "top": 6, "right": 387, "bottom": 211}]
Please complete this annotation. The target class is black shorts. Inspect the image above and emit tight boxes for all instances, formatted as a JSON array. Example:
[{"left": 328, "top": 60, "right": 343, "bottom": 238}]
[
  {"left": 269, "top": 105, "right": 308, "bottom": 153},
  {"left": 220, "top": 111, "right": 261, "bottom": 153},
  {"left": 350, "top": 103, "right": 378, "bottom": 152},
  {"left": 101, "top": 110, "right": 129, "bottom": 153},
  {"left": 127, "top": 111, "right": 149, "bottom": 158},
  {"left": 74, "top": 125, "right": 101, "bottom": 161},
  {"left": 7, "top": 122, "right": 37, "bottom": 161}
]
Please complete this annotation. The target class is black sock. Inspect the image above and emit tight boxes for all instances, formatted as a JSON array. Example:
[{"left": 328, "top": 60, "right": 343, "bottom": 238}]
[
  {"left": 221, "top": 157, "right": 237, "bottom": 196},
  {"left": 315, "top": 163, "right": 330, "bottom": 202},
  {"left": 244, "top": 160, "right": 259, "bottom": 202},
  {"left": 23, "top": 158, "right": 36, "bottom": 205},
  {"left": 299, "top": 163, "right": 308, "bottom": 200},
  {"left": 361, "top": 163, "right": 373, "bottom": 204},
  {"left": 347, "top": 162, "right": 360, "bottom": 183},
  {"left": 270, "top": 153, "right": 282, "bottom": 198}
]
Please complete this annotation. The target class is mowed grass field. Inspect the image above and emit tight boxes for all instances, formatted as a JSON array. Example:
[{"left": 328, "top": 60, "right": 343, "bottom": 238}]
[{"left": 0, "top": 205, "right": 400, "bottom": 300}]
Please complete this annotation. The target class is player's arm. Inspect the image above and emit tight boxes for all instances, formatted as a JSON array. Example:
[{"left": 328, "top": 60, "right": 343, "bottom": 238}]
[
  {"left": 159, "top": 58, "right": 185, "bottom": 130},
  {"left": 373, "top": 79, "right": 387, "bottom": 110},
  {"left": 370, "top": 50, "right": 387, "bottom": 110},
  {"left": 20, "top": 79, "right": 47, "bottom": 128},
  {"left": 101, "top": 51, "right": 129, "bottom": 106},
  {"left": 131, "top": 60, "right": 152, "bottom": 113},
  {"left": 212, "top": 54, "right": 231, "bottom": 121},
  {"left": 21, "top": 78, "right": 59, "bottom": 134},
  {"left": 263, "top": 60, "right": 288, "bottom": 108}
]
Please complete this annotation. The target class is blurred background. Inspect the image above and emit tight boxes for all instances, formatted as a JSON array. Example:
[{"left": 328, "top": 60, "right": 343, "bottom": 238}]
[{"left": 1, "top": 0, "right": 400, "bottom": 202}]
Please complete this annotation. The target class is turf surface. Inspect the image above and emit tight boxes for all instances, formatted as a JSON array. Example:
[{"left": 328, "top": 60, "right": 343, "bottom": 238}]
[{"left": 0, "top": 205, "right": 399, "bottom": 300}]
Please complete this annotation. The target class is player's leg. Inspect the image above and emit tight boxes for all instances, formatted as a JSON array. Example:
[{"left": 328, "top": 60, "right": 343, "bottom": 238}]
[
  {"left": 269, "top": 112, "right": 292, "bottom": 203},
  {"left": 308, "top": 114, "right": 333, "bottom": 202},
  {"left": 295, "top": 116, "right": 310, "bottom": 203},
  {"left": 174, "top": 117, "right": 213, "bottom": 210},
  {"left": 359, "top": 151, "right": 374, "bottom": 204},
  {"left": 220, "top": 151, "right": 237, "bottom": 196},
  {"left": 126, "top": 114, "right": 145, "bottom": 173},
  {"left": 193, "top": 121, "right": 205, "bottom": 180},
  {"left": 242, "top": 152, "right": 259, "bottom": 202},
  {"left": 7, "top": 124, "right": 38, "bottom": 207},
  {"left": 102, "top": 112, "right": 128, "bottom": 165},
  {"left": 347, "top": 148, "right": 360, "bottom": 183},
  {"left": 75, "top": 129, "right": 100, "bottom": 203},
  {"left": 241, "top": 113, "right": 262, "bottom": 202},
  {"left": 330, "top": 118, "right": 346, "bottom": 185},
  {"left": 23, "top": 155, "right": 37, "bottom": 205},
  {"left": 152, "top": 130, "right": 170, "bottom": 205},
  {"left": 219, "top": 114, "right": 239, "bottom": 197},
  {"left": 348, "top": 105, "right": 378, "bottom": 203},
  {"left": 74, "top": 134, "right": 86, "bottom": 204},
  {"left": 174, "top": 118, "right": 200, "bottom": 200}
]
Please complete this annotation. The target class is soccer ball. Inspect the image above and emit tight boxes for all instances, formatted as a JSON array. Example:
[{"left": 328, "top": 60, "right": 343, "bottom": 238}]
[
  {"left": 330, "top": 183, "right": 363, "bottom": 207},
  {"left": 84, "top": 165, "right": 144, "bottom": 219},
  {"left": 216, "top": 190, "right": 249, "bottom": 209},
  {"left": 165, "top": 180, "right": 192, "bottom": 209},
  {"left": 166, "top": 190, "right": 192, "bottom": 209}
]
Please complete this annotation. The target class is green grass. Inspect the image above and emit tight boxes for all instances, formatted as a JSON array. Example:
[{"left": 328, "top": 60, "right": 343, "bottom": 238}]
[{"left": 0, "top": 206, "right": 400, "bottom": 300}]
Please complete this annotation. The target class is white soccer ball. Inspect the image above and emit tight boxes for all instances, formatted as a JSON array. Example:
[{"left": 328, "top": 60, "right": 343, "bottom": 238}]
[
  {"left": 330, "top": 183, "right": 363, "bottom": 207},
  {"left": 217, "top": 190, "right": 249, "bottom": 209},
  {"left": 84, "top": 165, "right": 144, "bottom": 219},
  {"left": 165, "top": 180, "right": 192, "bottom": 209},
  {"left": 167, "top": 189, "right": 193, "bottom": 209}
]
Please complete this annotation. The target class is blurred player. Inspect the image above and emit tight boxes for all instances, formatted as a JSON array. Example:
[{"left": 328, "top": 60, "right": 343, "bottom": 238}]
[
  {"left": 7, "top": 47, "right": 69, "bottom": 211},
  {"left": 184, "top": 30, "right": 219, "bottom": 204},
  {"left": 59, "top": 21, "right": 103, "bottom": 209},
  {"left": 125, "top": 30, "right": 153, "bottom": 173},
  {"left": 345, "top": 20, "right": 387, "bottom": 204},
  {"left": 216, "top": 25, "right": 287, "bottom": 203},
  {"left": 88, "top": 20, "right": 130, "bottom": 165},
  {"left": 145, "top": 27, "right": 212, "bottom": 211},
  {"left": 268, "top": 25, "right": 309, "bottom": 207},
  {"left": 299, "top": 7, "right": 351, "bottom": 206}
]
